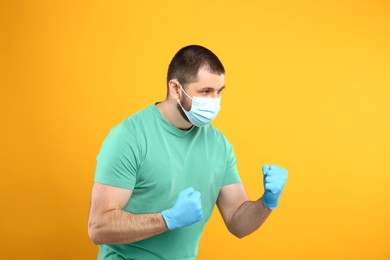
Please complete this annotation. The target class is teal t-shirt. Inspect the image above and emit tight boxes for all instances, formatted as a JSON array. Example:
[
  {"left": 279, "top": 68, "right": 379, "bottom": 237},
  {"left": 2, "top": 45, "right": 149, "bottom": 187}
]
[{"left": 94, "top": 104, "right": 241, "bottom": 260}]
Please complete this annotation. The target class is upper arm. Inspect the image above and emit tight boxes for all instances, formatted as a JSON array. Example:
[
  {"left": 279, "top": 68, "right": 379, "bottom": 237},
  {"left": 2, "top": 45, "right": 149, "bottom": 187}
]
[
  {"left": 95, "top": 124, "right": 139, "bottom": 190},
  {"left": 216, "top": 183, "right": 249, "bottom": 228},
  {"left": 88, "top": 182, "right": 133, "bottom": 222}
]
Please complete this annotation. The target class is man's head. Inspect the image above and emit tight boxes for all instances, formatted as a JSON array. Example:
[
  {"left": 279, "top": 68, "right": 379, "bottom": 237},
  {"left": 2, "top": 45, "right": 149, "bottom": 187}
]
[
  {"left": 165, "top": 45, "right": 226, "bottom": 128},
  {"left": 166, "top": 45, "right": 225, "bottom": 96}
]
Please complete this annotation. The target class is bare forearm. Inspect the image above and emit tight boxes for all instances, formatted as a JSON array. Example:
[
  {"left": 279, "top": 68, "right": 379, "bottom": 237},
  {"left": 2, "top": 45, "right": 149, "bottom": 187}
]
[
  {"left": 88, "top": 209, "right": 168, "bottom": 244},
  {"left": 228, "top": 198, "right": 272, "bottom": 238}
]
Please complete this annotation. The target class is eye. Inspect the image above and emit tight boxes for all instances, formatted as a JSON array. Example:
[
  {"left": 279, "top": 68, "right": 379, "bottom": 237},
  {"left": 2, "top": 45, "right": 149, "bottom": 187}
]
[{"left": 201, "top": 89, "right": 210, "bottom": 95}]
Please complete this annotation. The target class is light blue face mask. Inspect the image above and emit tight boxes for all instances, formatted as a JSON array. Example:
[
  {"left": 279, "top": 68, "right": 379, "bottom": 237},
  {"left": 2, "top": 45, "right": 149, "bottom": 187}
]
[{"left": 177, "top": 83, "right": 221, "bottom": 127}]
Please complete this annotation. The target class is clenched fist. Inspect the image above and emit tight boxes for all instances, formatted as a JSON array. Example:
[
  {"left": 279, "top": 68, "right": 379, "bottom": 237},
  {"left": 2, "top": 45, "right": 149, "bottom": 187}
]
[
  {"left": 161, "top": 187, "right": 204, "bottom": 230},
  {"left": 261, "top": 164, "right": 288, "bottom": 209}
]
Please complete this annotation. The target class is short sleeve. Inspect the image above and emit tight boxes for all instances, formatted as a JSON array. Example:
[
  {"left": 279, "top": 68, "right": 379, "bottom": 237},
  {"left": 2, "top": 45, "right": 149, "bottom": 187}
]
[
  {"left": 94, "top": 124, "right": 139, "bottom": 190},
  {"left": 222, "top": 141, "right": 241, "bottom": 186}
]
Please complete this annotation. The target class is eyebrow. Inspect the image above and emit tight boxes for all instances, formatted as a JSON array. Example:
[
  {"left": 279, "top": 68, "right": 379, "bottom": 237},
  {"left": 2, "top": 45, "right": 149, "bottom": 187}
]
[{"left": 199, "top": 85, "right": 226, "bottom": 91}]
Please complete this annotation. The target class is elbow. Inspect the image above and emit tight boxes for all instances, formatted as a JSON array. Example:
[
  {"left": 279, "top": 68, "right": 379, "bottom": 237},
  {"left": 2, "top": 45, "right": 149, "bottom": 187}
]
[
  {"left": 231, "top": 230, "right": 248, "bottom": 239},
  {"left": 88, "top": 219, "right": 102, "bottom": 245},
  {"left": 228, "top": 226, "right": 248, "bottom": 239},
  {"left": 234, "top": 233, "right": 246, "bottom": 239},
  {"left": 88, "top": 230, "right": 100, "bottom": 245}
]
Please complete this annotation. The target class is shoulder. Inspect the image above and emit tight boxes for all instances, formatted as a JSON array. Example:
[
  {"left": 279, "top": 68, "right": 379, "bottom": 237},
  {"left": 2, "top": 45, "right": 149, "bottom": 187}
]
[
  {"left": 102, "top": 105, "right": 155, "bottom": 145},
  {"left": 120, "top": 105, "right": 155, "bottom": 133},
  {"left": 108, "top": 104, "right": 159, "bottom": 141}
]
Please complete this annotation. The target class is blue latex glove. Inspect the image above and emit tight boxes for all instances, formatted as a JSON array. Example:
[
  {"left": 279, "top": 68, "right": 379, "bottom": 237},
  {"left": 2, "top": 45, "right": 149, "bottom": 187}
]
[
  {"left": 161, "top": 187, "right": 204, "bottom": 230},
  {"left": 261, "top": 164, "right": 288, "bottom": 209}
]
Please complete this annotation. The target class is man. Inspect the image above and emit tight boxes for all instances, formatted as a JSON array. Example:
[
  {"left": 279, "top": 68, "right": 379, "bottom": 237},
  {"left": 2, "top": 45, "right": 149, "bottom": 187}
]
[{"left": 88, "top": 45, "right": 288, "bottom": 259}]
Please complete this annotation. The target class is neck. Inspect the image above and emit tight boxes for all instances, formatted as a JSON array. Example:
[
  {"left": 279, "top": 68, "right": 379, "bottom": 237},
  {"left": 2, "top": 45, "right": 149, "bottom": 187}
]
[{"left": 156, "top": 98, "right": 193, "bottom": 130}]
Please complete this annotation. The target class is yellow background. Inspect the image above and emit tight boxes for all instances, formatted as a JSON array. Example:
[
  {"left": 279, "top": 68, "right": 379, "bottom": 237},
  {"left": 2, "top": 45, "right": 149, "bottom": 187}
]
[{"left": 1, "top": 0, "right": 389, "bottom": 259}]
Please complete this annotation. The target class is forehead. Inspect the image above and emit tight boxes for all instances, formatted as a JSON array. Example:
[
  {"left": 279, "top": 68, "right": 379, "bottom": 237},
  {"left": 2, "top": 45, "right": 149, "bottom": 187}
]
[{"left": 189, "top": 68, "right": 225, "bottom": 89}]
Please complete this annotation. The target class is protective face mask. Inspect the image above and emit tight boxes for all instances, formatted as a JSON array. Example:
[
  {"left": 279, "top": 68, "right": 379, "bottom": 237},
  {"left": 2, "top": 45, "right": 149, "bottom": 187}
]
[{"left": 177, "top": 84, "right": 221, "bottom": 127}]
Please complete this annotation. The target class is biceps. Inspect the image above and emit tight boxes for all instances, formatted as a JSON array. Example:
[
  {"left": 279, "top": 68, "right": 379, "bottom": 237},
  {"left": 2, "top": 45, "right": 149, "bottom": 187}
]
[
  {"left": 217, "top": 183, "right": 249, "bottom": 223},
  {"left": 89, "top": 182, "right": 133, "bottom": 217}
]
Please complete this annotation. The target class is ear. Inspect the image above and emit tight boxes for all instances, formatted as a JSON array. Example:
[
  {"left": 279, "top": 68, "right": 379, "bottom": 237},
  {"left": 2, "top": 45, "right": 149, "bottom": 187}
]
[{"left": 168, "top": 79, "right": 181, "bottom": 99}]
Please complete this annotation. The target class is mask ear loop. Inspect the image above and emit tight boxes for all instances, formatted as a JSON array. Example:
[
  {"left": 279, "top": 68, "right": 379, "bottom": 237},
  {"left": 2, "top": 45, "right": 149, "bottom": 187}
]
[
  {"left": 177, "top": 82, "right": 193, "bottom": 113},
  {"left": 178, "top": 83, "right": 193, "bottom": 100}
]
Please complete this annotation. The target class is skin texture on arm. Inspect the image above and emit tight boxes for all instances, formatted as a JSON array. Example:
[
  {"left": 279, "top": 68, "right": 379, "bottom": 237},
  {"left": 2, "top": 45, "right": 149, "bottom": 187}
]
[
  {"left": 88, "top": 183, "right": 168, "bottom": 245},
  {"left": 217, "top": 183, "right": 272, "bottom": 238}
]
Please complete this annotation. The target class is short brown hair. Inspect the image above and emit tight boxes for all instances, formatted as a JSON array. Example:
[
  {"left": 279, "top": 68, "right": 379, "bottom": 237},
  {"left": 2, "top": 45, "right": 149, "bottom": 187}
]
[{"left": 166, "top": 45, "right": 225, "bottom": 94}]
